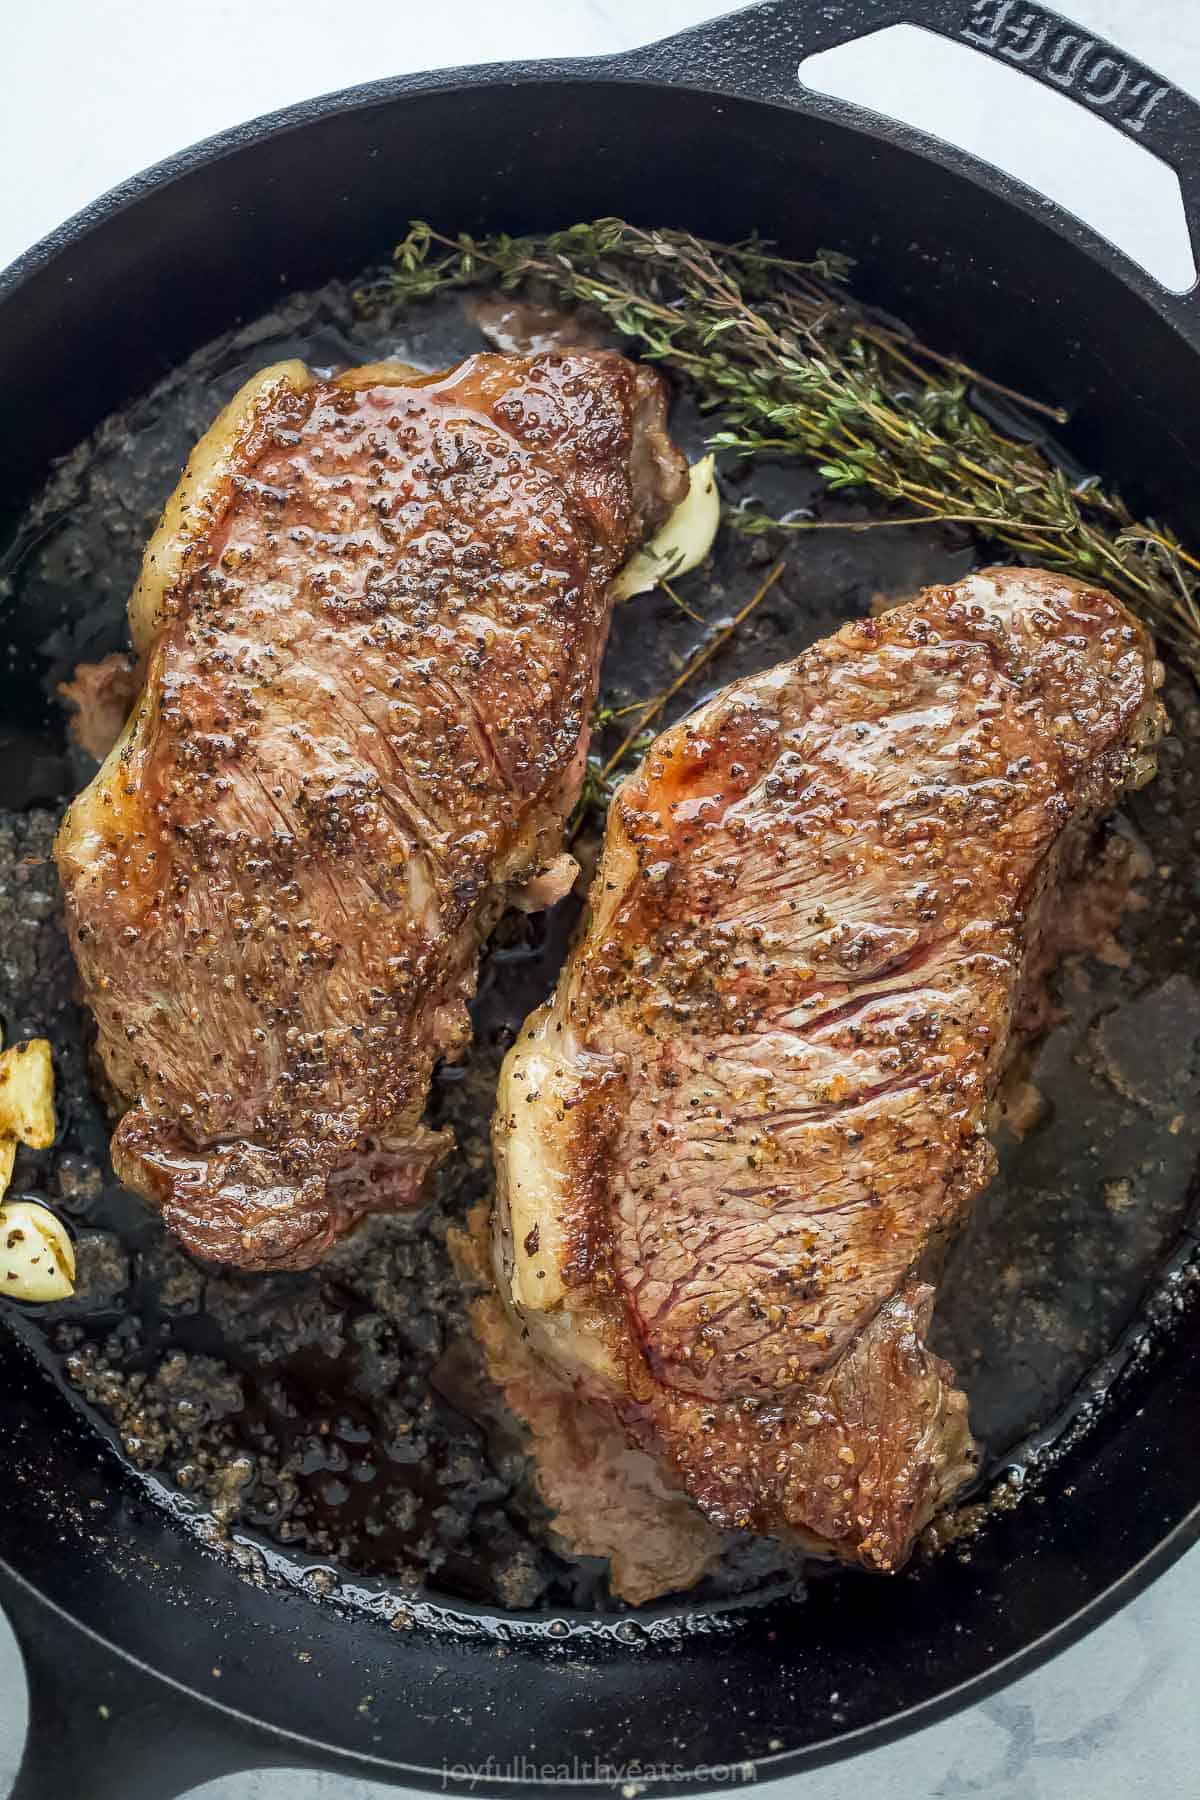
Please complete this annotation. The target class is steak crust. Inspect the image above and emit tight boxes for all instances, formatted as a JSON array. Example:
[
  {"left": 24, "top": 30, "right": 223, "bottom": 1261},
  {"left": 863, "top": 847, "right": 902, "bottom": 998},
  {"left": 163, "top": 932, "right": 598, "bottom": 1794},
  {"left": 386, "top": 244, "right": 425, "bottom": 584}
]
[
  {"left": 56, "top": 351, "right": 685, "bottom": 1270},
  {"left": 492, "top": 568, "right": 1164, "bottom": 1572}
]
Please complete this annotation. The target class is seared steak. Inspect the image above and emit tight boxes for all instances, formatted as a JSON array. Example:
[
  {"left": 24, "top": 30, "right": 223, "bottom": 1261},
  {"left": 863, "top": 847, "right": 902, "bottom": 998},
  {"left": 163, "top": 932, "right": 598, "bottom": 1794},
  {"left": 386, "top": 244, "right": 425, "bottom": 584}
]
[
  {"left": 56, "top": 352, "right": 686, "bottom": 1271},
  {"left": 492, "top": 568, "right": 1164, "bottom": 1573}
]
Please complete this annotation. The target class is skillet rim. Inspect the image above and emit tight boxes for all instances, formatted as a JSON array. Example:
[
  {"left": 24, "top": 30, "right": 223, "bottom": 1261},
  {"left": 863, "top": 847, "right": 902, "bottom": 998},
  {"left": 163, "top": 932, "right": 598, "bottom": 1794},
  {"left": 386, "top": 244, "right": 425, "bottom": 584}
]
[{"left": 1, "top": 1497, "right": 1196, "bottom": 1790}]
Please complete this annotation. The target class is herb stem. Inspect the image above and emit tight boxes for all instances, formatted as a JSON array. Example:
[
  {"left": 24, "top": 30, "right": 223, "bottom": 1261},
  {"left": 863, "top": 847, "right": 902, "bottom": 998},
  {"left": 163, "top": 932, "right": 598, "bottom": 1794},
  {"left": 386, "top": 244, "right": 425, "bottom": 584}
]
[{"left": 601, "top": 563, "right": 786, "bottom": 781}]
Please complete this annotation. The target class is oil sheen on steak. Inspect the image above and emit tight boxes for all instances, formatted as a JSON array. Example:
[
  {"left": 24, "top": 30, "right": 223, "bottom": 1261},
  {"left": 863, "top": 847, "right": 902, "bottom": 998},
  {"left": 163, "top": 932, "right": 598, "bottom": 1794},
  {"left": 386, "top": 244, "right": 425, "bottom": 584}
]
[
  {"left": 55, "top": 352, "right": 686, "bottom": 1271},
  {"left": 493, "top": 569, "right": 1164, "bottom": 1573}
]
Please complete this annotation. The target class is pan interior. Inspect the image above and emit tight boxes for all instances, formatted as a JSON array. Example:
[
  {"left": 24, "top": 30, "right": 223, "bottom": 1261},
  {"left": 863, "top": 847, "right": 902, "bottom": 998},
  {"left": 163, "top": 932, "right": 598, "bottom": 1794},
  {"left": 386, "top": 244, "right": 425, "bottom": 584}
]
[{"left": 2, "top": 275, "right": 1198, "bottom": 1617}]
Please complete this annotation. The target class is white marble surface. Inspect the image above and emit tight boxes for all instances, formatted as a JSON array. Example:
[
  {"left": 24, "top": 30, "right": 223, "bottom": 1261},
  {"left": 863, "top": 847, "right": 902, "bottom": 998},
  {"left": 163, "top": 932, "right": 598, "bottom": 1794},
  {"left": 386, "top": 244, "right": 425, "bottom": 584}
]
[{"left": 2, "top": 0, "right": 1199, "bottom": 1795}]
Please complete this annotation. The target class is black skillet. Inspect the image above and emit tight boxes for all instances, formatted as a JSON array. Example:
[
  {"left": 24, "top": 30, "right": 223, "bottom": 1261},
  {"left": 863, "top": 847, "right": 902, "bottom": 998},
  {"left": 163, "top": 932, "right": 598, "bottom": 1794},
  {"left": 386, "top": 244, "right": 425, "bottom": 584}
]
[{"left": 2, "top": 2, "right": 1200, "bottom": 1796}]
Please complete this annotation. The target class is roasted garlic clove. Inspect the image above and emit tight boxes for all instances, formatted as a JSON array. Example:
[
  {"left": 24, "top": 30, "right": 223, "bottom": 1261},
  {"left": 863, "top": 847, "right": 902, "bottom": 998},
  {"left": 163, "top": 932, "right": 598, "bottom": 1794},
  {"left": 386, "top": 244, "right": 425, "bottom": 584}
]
[
  {"left": 0, "top": 1039, "right": 56, "bottom": 1150},
  {"left": 0, "top": 1201, "right": 75, "bottom": 1302},
  {"left": 612, "top": 455, "right": 719, "bottom": 602},
  {"left": 0, "top": 1038, "right": 67, "bottom": 1299}
]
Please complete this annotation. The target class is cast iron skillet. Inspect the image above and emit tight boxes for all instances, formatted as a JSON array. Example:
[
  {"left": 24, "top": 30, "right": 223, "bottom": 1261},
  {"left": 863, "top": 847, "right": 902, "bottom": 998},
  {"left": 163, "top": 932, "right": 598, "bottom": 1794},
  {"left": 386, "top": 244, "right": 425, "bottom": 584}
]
[{"left": 1, "top": 2, "right": 1199, "bottom": 1796}]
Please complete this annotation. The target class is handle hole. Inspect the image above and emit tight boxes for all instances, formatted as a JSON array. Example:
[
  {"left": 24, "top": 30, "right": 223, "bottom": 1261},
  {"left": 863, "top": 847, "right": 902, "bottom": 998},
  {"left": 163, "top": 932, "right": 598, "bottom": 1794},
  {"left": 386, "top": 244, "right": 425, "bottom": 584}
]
[{"left": 799, "top": 24, "right": 1196, "bottom": 292}]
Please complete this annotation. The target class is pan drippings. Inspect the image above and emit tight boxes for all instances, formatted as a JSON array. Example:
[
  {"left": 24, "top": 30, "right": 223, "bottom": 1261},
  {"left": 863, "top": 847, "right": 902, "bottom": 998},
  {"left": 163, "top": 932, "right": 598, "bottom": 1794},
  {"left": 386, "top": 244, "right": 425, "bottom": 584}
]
[{"left": 1, "top": 278, "right": 1197, "bottom": 1612}]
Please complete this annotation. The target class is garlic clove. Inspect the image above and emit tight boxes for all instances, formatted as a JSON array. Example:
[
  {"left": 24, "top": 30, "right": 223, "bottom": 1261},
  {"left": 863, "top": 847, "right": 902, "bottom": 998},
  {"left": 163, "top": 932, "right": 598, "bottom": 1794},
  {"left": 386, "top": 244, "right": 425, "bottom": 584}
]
[
  {"left": 0, "top": 1200, "right": 75, "bottom": 1302},
  {"left": 0, "top": 1040, "right": 55, "bottom": 1150},
  {"left": 612, "top": 454, "right": 720, "bottom": 603}
]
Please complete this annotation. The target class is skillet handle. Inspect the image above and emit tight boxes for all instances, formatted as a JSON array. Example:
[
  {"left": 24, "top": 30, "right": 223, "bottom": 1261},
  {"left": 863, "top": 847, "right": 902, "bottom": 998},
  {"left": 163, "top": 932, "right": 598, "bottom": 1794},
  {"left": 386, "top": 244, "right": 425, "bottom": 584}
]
[
  {"left": 0, "top": 1564, "right": 287, "bottom": 1800},
  {"left": 628, "top": 0, "right": 1200, "bottom": 315}
]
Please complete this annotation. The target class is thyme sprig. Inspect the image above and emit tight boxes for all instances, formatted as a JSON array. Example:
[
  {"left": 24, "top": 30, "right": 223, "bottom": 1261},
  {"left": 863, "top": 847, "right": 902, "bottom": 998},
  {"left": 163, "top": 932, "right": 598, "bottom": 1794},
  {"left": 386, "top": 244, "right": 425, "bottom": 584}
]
[{"left": 380, "top": 218, "right": 1200, "bottom": 679}]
